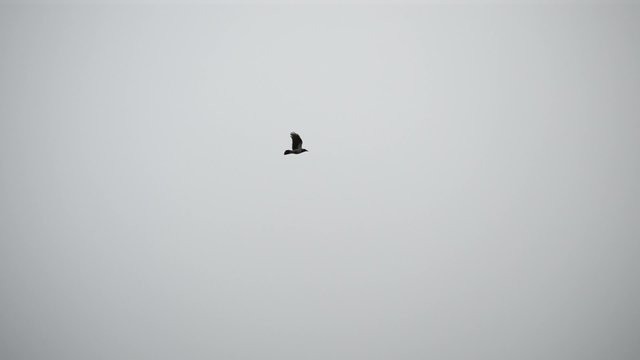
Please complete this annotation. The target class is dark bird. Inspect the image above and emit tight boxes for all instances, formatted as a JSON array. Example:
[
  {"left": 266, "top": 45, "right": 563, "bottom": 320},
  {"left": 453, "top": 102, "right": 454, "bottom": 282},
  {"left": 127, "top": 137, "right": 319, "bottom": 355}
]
[{"left": 284, "top": 132, "right": 308, "bottom": 155}]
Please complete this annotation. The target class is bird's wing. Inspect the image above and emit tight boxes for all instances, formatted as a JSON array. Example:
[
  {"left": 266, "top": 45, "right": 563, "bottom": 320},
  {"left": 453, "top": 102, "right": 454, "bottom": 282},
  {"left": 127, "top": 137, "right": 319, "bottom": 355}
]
[{"left": 291, "top": 132, "right": 303, "bottom": 150}]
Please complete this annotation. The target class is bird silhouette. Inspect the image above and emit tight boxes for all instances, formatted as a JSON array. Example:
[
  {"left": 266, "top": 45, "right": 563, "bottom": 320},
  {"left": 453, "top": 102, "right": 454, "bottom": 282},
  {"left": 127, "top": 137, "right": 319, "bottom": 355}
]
[{"left": 284, "top": 132, "right": 308, "bottom": 155}]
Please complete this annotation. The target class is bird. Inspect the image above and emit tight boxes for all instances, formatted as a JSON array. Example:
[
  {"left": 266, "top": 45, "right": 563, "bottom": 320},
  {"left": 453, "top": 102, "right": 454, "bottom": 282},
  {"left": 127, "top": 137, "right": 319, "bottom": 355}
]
[{"left": 284, "top": 132, "right": 308, "bottom": 155}]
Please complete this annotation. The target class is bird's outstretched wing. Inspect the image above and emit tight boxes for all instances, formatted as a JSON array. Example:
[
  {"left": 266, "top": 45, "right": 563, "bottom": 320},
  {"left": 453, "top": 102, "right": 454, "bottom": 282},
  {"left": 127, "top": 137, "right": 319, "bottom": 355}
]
[{"left": 291, "top": 132, "right": 303, "bottom": 150}]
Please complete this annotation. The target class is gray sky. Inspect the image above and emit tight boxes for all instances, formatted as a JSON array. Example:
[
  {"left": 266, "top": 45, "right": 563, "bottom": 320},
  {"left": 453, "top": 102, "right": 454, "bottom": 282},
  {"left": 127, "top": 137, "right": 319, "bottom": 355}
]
[{"left": 1, "top": 2, "right": 639, "bottom": 360}]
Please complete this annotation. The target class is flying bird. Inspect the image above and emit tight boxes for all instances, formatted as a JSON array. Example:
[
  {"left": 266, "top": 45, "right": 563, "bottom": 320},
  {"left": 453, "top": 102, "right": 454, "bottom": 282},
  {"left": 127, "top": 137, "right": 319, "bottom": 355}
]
[{"left": 284, "top": 132, "right": 308, "bottom": 155}]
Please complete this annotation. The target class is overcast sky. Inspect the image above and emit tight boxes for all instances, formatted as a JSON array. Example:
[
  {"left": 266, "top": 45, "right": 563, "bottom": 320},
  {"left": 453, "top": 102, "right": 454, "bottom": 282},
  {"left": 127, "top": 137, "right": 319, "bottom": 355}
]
[{"left": 1, "top": 2, "right": 639, "bottom": 360}]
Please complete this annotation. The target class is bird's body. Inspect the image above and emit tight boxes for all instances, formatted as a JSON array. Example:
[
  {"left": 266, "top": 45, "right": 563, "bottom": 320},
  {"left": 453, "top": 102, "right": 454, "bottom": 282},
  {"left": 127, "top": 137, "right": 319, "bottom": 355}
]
[
  {"left": 284, "top": 132, "right": 308, "bottom": 155},
  {"left": 284, "top": 149, "right": 307, "bottom": 155}
]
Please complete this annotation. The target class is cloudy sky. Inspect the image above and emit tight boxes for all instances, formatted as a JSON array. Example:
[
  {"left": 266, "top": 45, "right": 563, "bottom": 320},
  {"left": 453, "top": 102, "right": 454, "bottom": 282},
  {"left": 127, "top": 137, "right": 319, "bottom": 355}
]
[{"left": 1, "top": 2, "right": 639, "bottom": 360}]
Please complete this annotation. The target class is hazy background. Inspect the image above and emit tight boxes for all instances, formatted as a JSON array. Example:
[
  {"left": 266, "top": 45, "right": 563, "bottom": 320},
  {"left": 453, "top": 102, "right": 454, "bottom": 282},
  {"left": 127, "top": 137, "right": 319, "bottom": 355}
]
[{"left": 1, "top": 2, "right": 639, "bottom": 360}]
